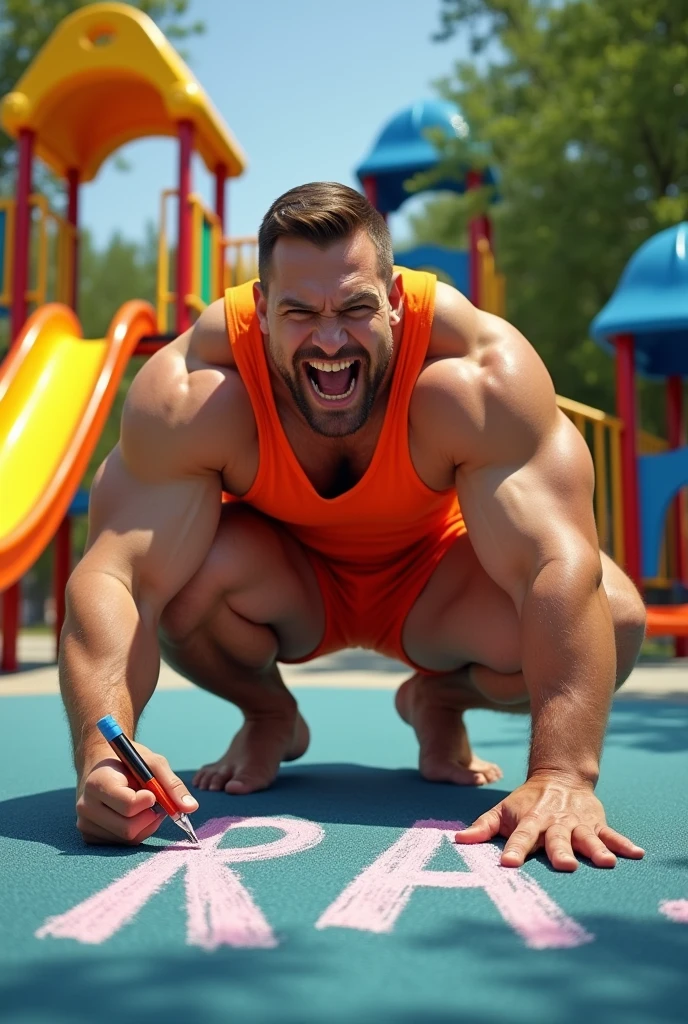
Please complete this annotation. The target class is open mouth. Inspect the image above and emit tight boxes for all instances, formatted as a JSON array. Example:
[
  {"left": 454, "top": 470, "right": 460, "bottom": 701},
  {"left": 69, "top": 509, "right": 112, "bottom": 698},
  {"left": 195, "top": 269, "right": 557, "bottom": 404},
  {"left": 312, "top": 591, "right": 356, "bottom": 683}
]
[{"left": 304, "top": 358, "right": 361, "bottom": 403}]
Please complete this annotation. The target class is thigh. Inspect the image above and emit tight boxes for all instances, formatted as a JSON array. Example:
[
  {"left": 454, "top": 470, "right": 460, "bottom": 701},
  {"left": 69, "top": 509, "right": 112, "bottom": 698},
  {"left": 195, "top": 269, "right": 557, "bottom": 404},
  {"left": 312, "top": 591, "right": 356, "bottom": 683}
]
[
  {"left": 402, "top": 534, "right": 645, "bottom": 676},
  {"left": 402, "top": 532, "right": 521, "bottom": 674},
  {"left": 159, "top": 503, "right": 325, "bottom": 663}
]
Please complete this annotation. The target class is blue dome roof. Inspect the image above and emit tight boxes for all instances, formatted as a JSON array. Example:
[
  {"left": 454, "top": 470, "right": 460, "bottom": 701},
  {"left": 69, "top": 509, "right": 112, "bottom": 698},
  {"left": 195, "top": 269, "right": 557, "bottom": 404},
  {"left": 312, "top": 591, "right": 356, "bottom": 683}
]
[
  {"left": 590, "top": 223, "right": 688, "bottom": 377},
  {"left": 355, "top": 99, "right": 496, "bottom": 215}
]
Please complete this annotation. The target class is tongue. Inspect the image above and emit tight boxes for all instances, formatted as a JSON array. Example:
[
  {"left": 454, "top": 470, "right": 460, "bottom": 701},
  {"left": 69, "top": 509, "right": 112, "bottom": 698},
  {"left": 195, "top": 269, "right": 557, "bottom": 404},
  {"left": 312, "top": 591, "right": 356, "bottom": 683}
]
[{"left": 314, "top": 365, "right": 354, "bottom": 396}]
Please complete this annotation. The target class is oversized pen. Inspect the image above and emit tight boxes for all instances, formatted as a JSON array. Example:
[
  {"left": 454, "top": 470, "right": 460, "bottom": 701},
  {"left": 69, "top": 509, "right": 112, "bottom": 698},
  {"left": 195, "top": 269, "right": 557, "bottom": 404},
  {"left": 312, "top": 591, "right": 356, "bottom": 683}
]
[{"left": 96, "top": 715, "right": 200, "bottom": 845}]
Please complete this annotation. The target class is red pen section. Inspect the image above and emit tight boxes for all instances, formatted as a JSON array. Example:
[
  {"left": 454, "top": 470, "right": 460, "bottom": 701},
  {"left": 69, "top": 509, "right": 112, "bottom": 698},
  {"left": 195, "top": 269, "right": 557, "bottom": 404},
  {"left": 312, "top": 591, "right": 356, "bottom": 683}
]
[{"left": 144, "top": 777, "right": 180, "bottom": 819}]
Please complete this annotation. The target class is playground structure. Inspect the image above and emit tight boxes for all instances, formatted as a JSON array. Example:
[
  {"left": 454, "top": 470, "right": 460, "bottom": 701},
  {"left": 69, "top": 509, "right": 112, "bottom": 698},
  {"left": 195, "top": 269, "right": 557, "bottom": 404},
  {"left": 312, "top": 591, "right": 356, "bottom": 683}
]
[
  {"left": 357, "top": 101, "right": 688, "bottom": 652},
  {"left": 0, "top": 2, "right": 257, "bottom": 671},
  {"left": 591, "top": 223, "right": 688, "bottom": 653},
  {"left": 0, "top": 6, "right": 686, "bottom": 672},
  {"left": 356, "top": 99, "right": 504, "bottom": 316}
]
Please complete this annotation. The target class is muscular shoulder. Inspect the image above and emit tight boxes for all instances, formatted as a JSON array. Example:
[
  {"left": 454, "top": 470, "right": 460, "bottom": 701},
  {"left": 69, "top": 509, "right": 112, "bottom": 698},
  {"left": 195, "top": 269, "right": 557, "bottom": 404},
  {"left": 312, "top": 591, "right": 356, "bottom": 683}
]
[
  {"left": 121, "top": 300, "right": 256, "bottom": 483},
  {"left": 413, "top": 281, "right": 559, "bottom": 468}
]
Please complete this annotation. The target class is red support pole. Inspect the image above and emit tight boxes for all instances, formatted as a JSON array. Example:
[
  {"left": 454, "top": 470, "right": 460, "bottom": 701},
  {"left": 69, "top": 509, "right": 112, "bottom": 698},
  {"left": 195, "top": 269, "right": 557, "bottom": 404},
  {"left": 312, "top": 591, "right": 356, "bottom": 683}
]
[
  {"left": 667, "top": 376, "right": 687, "bottom": 656},
  {"left": 363, "top": 176, "right": 387, "bottom": 222},
  {"left": 2, "top": 128, "right": 34, "bottom": 672},
  {"left": 615, "top": 334, "right": 641, "bottom": 585},
  {"left": 50, "top": 169, "right": 81, "bottom": 660},
  {"left": 176, "top": 120, "right": 194, "bottom": 335},
  {"left": 363, "top": 175, "right": 378, "bottom": 208},
  {"left": 467, "top": 169, "right": 487, "bottom": 309},
  {"left": 66, "top": 167, "right": 79, "bottom": 311},
  {"left": 1, "top": 588, "right": 20, "bottom": 673},
  {"left": 214, "top": 163, "right": 227, "bottom": 298}
]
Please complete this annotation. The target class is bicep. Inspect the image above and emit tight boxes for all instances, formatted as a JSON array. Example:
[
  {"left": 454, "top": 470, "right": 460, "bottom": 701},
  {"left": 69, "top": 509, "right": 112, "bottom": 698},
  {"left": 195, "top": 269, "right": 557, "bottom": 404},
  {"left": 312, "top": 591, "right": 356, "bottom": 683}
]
[
  {"left": 80, "top": 444, "right": 222, "bottom": 617},
  {"left": 456, "top": 413, "right": 600, "bottom": 608}
]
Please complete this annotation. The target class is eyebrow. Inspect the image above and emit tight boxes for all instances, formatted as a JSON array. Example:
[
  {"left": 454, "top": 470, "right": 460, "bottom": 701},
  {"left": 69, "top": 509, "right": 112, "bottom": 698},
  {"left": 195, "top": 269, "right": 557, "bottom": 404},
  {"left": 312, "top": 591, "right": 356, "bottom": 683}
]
[{"left": 275, "top": 290, "right": 380, "bottom": 312}]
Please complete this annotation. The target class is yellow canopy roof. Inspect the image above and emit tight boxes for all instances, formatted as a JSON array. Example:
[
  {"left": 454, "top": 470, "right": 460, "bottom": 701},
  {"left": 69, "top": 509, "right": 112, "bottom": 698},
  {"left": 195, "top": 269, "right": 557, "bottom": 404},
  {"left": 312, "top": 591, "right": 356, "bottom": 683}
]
[{"left": 0, "top": 2, "right": 247, "bottom": 183}]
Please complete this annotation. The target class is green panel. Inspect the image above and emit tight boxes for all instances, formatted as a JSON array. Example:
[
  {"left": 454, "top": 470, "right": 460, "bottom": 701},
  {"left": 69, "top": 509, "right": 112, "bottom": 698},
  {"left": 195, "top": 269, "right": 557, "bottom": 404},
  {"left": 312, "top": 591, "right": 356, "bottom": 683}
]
[
  {"left": 0, "top": 688, "right": 686, "bottom": 1023},
  {"left": 201, "top": 218, "right": 213, "bottom": 305}
]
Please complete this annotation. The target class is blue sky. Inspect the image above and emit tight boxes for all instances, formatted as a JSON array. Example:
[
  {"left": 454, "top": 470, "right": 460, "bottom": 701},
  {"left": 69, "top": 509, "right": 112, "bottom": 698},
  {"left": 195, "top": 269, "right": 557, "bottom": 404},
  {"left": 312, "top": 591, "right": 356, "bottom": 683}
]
[{"left": 79, "top": 0, "right": 470, "bottom": 249}]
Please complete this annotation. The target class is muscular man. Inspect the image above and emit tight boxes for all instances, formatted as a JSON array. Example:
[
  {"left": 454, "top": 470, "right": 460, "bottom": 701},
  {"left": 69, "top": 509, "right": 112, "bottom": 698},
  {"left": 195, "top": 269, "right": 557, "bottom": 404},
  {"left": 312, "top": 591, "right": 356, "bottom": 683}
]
[{"left": 61, "top": 182, "right": 647, "bottom": 872}]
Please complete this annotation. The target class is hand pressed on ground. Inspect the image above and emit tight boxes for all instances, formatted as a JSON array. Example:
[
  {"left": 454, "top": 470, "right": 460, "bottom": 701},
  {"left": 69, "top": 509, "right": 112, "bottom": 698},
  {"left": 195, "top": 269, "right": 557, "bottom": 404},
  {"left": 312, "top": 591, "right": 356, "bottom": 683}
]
[{"left": 454, "top": 770, "right": 645, "bottom": 872}]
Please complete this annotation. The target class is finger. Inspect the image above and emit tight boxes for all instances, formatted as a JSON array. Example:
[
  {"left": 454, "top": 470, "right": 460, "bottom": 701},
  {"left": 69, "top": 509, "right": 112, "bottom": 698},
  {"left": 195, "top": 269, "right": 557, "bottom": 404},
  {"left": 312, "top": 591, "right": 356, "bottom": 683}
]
[
  {"left": 501, "top": 821, "right": 541, "bottom": 867},
  {"left": 597, "top": 826, "right": 645, "bottom": 859},
  {"left": 80, "top": 797, "right": 163, "bottom": 843},
  {"left": 544, "top": 825, "right": 579, "bottom": 872},
  {"left": 454, "top": 807, "right": 502, "bottom": 844},
  {"left": 145, "top": 753, "right": 199, "bottom": 812},
  {"left": 77, "top": 810, "right": 163, "bottom": 847},
  {"left": 571, "top": 826, "right": 616, "bottom": 868},
  {"left": 91, "top": 777, "right": 157, "bottom": 818}
]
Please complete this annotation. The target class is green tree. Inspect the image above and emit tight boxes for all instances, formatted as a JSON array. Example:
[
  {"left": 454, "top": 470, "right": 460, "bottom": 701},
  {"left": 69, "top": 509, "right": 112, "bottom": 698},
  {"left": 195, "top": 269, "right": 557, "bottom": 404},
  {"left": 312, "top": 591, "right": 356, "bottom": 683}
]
[
  {"left": 407, "top": 0, "right": 688, "bottom": 430},
  {"left": 0, "top": 0, "right": 203, "bottom": 188}
]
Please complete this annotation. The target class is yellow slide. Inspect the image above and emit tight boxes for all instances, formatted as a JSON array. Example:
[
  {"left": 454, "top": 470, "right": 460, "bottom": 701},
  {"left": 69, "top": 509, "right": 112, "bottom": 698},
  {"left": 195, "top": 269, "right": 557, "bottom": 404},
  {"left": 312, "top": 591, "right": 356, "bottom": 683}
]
[{"left": 0, "top": 300, "right": 158, "bottom": 591}]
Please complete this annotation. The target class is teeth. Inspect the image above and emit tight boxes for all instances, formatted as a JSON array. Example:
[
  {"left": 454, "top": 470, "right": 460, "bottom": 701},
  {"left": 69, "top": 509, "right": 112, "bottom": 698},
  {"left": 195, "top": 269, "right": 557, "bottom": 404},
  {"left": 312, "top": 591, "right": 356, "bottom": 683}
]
[
  {"left": 307, "top": 359, "right": 354, "bottom": 372},
  {"left": 310, "top": 374, "right": 357, "bottom": 401}
]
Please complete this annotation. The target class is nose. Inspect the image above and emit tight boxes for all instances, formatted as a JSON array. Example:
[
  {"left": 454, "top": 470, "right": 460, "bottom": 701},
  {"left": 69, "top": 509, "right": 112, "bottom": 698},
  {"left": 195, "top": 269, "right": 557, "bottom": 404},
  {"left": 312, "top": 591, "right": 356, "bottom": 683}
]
[{"left": 311, "top": 315, "right": 346, "bottom": 354}]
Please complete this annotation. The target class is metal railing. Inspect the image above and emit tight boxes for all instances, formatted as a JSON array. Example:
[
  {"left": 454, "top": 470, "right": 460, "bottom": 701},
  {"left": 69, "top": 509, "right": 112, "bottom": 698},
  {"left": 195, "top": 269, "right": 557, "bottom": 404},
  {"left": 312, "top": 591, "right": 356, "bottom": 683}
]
[
  {"left": 222, "top": 236, "right": 258, "bottom": 289},
  {"left": 477, "top": 237, "right": 506, "bottom": 317},
  {"left": 0, "top": 195, "right": 74, "bottom": 310},
  {"left": 557, "top": 395, "right": 674, "bottom": 585},
  {"left": 556, "top": 395, "right": 625, "bottom": 566},
  {"left": 28, "top": 194, "right": 75, "bottom": 307}
]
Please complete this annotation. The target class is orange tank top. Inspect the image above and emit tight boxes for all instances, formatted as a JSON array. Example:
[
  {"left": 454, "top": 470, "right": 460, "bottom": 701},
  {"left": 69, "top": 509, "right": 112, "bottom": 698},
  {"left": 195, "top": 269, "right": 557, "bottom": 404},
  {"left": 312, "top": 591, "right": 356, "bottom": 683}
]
[{"left": 223, "top": 267, "right": 465, "bottom": 568}]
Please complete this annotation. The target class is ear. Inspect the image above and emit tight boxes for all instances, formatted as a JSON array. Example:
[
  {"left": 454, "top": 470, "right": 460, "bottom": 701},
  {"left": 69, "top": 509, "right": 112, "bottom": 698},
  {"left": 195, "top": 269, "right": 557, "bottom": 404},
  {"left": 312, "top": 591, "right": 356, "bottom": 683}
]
[
  {"left": 253, "top": 281, "right": 269, "bottom": 334},
  {"left": 388, "top": 271, "right": 403, "bottom": 327}
]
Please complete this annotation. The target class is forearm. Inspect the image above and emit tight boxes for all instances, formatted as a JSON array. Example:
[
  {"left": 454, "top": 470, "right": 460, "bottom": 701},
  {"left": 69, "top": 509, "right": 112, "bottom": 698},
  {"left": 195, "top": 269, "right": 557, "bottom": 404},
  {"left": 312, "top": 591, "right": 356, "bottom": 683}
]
[
  {"left": 521, "top": 557, "right": 616, "bottom": 785},
  {"left": 59, "top": 569, "right": 160, "bottom": 775}
]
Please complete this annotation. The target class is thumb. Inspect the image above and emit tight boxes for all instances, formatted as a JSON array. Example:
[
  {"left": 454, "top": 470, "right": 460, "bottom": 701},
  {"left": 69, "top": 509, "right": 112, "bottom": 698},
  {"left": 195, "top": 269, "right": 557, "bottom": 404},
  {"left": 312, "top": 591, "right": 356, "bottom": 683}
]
[
  {"left": 454, "top": 807, "right": 501, "bottom": 845},
  {"left": 148, "top": 754, "right": 199, "bottom": 812}
]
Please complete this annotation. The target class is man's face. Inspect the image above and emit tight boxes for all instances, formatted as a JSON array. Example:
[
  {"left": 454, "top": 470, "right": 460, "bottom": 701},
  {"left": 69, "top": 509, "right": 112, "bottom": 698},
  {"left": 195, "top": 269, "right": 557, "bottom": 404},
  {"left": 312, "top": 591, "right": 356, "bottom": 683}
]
[{"left": 255, "top": 230, "right": 402, "bottom": 438}]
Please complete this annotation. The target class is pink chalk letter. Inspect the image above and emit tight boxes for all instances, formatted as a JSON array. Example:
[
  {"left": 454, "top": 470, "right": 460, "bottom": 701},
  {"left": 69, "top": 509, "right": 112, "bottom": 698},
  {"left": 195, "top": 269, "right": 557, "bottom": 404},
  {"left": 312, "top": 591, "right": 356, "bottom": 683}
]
[
  {"left": 659, "top": 899, "right": 688, "bottom": 924},
  {"left": 317, "top": 819, "right": 593, "bottom": 949},
  {"left": 37, "top": 816, "right": 324, "bottom": 950}
]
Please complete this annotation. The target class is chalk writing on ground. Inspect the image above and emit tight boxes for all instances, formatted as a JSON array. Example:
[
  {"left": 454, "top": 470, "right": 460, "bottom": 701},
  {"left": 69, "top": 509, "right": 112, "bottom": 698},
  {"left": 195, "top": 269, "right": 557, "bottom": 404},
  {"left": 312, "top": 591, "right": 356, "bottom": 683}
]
[
  {"left": 659, "top": 899, "right": 688, "bottom": 924},
  {"left": 37, "top": 816, "right": 597, "bottom": 950}
]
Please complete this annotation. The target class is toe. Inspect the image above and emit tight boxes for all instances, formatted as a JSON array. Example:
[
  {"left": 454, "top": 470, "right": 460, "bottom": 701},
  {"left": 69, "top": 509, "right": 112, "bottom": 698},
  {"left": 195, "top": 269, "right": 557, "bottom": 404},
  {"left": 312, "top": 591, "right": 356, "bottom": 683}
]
[
  {"left": 481, "top": 764, "right": 502, "bottom": 784},
  {"left": 225, "top": 771, "right": 272, "bottom": 795},
  {"left": 420, "top": 758, "right": 488, "bottom": 786},
  {"left": 204, "top": 764, "right": 234, "bottom": 791},
  {"left": 225, "top": 756, "right": 280, "bottom": 795}
]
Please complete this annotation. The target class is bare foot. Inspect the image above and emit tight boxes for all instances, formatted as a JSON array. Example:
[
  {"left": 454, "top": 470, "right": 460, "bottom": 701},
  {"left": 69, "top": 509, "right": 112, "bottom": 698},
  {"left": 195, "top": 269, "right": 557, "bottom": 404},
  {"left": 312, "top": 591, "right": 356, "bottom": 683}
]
[
  {"left": 395, "top": 672, "right": 503, "bottom": 786},
  {"left": 193, "top": 711, "right": 310, "bottom": 795}
]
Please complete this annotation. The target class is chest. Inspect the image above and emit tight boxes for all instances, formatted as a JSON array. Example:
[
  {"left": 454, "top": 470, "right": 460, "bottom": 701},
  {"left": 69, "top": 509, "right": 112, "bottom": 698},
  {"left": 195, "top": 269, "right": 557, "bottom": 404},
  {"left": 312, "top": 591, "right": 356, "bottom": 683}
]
[{"left": 285, "top": 428, "right": 382, "bottom": 499}]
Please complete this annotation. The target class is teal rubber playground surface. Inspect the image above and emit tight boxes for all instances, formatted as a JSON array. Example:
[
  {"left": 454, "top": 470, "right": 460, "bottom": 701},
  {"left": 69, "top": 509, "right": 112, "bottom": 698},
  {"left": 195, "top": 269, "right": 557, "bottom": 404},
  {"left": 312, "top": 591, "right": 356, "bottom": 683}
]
[{"left": 0, "top": 684, "right": 686, "bottom": 1024}]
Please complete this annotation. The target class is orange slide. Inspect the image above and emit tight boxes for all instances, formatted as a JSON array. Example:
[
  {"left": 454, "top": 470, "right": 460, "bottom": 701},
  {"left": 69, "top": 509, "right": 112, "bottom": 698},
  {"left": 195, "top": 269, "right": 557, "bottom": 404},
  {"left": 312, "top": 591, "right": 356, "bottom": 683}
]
[{"left": 0, "top": 300, "right": 158, "bottom": 591}]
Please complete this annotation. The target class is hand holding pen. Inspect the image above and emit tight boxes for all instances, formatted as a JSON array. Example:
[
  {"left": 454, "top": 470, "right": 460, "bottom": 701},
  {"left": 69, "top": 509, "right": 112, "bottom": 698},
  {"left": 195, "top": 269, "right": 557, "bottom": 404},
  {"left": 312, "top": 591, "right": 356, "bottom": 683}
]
[{"left": 75, "top": 717, "right": 200, "bottom": 846}]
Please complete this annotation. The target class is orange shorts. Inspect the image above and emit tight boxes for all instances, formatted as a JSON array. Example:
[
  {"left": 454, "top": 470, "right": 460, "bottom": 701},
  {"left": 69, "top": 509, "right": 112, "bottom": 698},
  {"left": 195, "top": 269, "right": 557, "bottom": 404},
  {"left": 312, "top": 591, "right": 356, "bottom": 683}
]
[{"left": 280, "top": 521, "right": 468, "bottom": 674}]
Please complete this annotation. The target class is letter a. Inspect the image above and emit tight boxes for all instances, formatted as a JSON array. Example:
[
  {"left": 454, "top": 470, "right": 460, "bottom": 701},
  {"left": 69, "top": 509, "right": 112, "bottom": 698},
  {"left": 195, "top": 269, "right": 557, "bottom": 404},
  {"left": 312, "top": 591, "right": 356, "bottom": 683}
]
[
  {"left": 37, "top": 816, "right": 324, "bottom": 950},
  {"left": 316, "top": 819, "right": 593, "bottom": 949}
]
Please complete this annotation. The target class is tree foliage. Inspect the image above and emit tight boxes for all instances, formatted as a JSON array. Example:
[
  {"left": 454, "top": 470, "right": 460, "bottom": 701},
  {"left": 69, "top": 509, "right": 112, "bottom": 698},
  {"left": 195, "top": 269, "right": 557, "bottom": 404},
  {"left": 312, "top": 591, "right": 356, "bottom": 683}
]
[
  {"left": 409, "top": 0, "right": 688, "bottom": 428},
  {"left": 0, "top": 0, "right": 203, "bottom": 188}
]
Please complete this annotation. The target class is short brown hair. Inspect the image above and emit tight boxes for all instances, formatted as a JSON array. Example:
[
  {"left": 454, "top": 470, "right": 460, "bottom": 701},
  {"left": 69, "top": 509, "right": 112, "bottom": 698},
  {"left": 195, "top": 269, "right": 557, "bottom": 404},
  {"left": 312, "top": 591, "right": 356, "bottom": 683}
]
[{"left": 258, "top": 182, "right": 393, "bottom": 290}]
